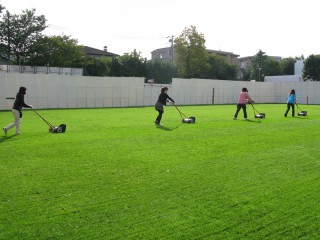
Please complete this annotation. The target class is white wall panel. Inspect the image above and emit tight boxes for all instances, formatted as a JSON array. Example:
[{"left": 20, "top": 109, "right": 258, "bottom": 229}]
[
  {"left": 1, "top": 73, "right": 320, "bottom": 110},
  {"left": 112, "top": 78, "right": 121, "bottom": 88},
  {"left": 121, "top": 88, "right": 129, "bottom": 98},
  {"left": 86, "top": 88, "right": 96, "bottom": 98},
  {"left": 113, "top": 98, "right": 121, "bottom": 107},
  {"left": 95, "top": 88, "right": 105, "bottom": 99},
  {"left": 121, "top": 98, "right": 129, "bottom": 107},
  {"left": 96, "top": 99, "right": 104, "bottom": 108},
  {"left": 68, "top": 99, "right": 78, "bottom": 108},
  {"left": 104, "top": 78, "right": 113, "bottom": 88},
  {"left": 86, "top": 99, "right": 96, "bottom": 108},
  {"left": 104, "top": 98, "right": 113, "bottom": 107},
  {"left": 78, "top": 99, "right": 87, "bottom": 108}
]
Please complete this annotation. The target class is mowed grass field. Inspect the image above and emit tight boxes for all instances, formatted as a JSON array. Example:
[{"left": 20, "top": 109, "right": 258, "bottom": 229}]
[{"left": 1, "top": 104, "right": 320, "bottom": 240}]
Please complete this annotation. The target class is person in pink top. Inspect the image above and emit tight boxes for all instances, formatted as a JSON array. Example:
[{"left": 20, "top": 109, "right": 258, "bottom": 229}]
[{"left": 233, "top": 88, "right": 254, "bottom": 120}]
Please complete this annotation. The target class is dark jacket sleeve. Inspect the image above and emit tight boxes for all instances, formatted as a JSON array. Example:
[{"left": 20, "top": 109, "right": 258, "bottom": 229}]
[
  {"left": 167, "top": 95, "right": 174, "bottom": 103},
  {"left": 20, "top": 95, "right": 31, "bottom": 108}
]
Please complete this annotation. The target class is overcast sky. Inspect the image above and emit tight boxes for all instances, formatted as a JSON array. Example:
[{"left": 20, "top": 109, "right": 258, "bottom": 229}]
[{"left": 1, "top": 0, "right": 319, "bottom": 59}]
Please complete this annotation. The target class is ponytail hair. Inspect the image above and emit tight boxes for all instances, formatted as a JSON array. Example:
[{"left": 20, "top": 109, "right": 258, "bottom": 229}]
[
  {"left": 161, "top": 87, "right": 169, "bottom": 94},
  {"left": 242, "top": 87, "right": 248, "bottom": 92}
]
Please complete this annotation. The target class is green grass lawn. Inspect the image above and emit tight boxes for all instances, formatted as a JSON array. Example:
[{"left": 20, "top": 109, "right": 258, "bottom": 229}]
[{"left": 1, "top": 104, "right": 320, "bottom": 240}]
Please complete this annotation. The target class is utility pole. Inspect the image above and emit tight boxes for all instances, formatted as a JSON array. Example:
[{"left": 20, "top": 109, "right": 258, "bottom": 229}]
[{"left": 168, "top": 35, "right": 174, "bottom": 64}]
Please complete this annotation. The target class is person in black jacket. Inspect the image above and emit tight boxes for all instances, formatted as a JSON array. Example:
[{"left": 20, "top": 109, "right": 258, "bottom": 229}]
[
  {"left": 3, "top": 87, "right": 33, "bottom": 135},
  {"left": 155, "top": 87, "right": 174, "bottom": 125}
]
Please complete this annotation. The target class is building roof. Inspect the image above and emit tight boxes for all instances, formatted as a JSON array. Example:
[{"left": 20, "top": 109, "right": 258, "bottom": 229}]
[
  {"left": 151, "top": 47, "right": 239, "bottom": 57},
  {"left": 206, "top": 49, "right": 240, "bottom": 57},
  {"left": 239, "top": 56, "right": 282, "bottom": 61},
  {"left": 151, "top": 47, "right": 172, "bottom": 53},
  {"left": 83, "top": 46, "right": 119, "bottom": 57}
]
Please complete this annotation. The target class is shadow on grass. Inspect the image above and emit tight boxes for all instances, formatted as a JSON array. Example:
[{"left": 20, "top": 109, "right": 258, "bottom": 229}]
[
  {"left": 0, "top": 134, "right": 18, "bottom": 143},
  {"left": 295, "top": 116, "right": 310, "bottom": 120},
  {"left": 246, "top": 119, "right": 263, "bottom": 123},
  {"left": 155, "top": 125, "right": 180, "bottom": 131}
]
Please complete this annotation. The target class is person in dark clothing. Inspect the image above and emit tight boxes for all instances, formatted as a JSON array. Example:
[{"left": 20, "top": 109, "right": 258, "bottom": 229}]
[
  {"left": 155, "top": 87, "right": 174, "bottom": 125},
  {"left": 3, "top": 87, "right": 33, "bottom": 135}
]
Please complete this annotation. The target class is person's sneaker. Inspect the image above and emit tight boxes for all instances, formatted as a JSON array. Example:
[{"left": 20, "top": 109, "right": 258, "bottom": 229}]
[
  {"left": 284, "top": 115, "right": 287, "bottom": 117},
  {"left": 3, "top": 127, "right": 7, "bottom": 135},
  {"left": 154, "top": 121, "right": 159, "bottom": 125},
  {"left": 15, "top": 132, "right": 21, "bottom": 135},
  {"left": 233, "top": 117, "right": 237, "bottom": 120},
  {"left": 245, "top": 118, "right": 249, "bottom": 121}
]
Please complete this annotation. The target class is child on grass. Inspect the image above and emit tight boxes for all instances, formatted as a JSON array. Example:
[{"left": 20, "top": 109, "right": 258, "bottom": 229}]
[
  {"left": 155, "top": 87, "right": 175, "bottom": 125},
  {"left": 3, "top": 86, "right": 33, "bottom": 135},
  {"left": 233, "top": 87, "right": 254, "bottom": 120},
  {"left": 284, "top": 89, "right": 296, "bottom": 117}
]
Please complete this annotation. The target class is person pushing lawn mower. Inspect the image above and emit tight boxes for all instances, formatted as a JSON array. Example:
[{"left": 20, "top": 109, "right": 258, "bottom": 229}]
[
  {"left": 155, "top": 87, "right": 175, "bottom": 125},
  {"left": 3, "top": 86, "right": 33, "bottom": 135},
  {"left": 233, "top": 87, "right": 254, "bottom": 121},
  {"left": 284, "top": 89, "right": 296, "bottom": 117}
]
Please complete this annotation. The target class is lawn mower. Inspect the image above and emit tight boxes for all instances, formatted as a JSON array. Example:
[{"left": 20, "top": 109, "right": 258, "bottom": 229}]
[
  {"left": 171, "top": 103, "right": 196, "bottom": 123},
  {"left": 249, "top": 102, "right": 265, "bottom": 119},
  {"left": 296, "top": 103, "right": 307, "bottom": 116},
  {"left": 33, "top": 110, "right": 66, "bottom": 133}
]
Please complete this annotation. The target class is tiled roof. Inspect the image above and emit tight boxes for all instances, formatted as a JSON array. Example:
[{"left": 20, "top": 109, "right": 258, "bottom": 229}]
[{"left": 83, "top": 46, "right": 119, "bottom": 57}]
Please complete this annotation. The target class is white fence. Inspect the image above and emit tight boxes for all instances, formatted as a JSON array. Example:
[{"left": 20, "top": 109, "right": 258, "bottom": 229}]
[
  {"left": 1, "top": 73, "right": 319, "bottom": 110},
  {"left": 0, "top": 73, "right": 145, "bottom": 110},
  {"left": 0, "top": 65, "right": 83, "bottom": 76},
  {"left": 172, "top": 78, "right": 320, "bottom": 105}
]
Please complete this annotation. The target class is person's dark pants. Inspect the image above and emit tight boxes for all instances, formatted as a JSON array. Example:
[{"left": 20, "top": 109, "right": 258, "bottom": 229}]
[
  {"left": 156, "top": 110, "right": 163, "bottom": 124},
  {"left": 234, "top": 104, "right": 247, "bottom": 119},
  {"left": 284, "top": 103, "right": 295, "bottom": 117}
]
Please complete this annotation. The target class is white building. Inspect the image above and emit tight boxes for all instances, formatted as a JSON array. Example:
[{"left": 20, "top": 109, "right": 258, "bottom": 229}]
[{"left": 294, "top": 60, "right": 304, "bottom": 76}]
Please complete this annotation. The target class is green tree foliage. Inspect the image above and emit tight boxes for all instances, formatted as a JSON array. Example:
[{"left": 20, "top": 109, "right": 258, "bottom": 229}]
[
  {"left": 303, "top": 54, "right": 320, "bottom": 81},
  {"left": 145, "top": 60, "right": 177, "bottom": 84},
  {"left": 174, "top": 25, "right": 208, "bottom": 78},
  {"left": 0, "top": 4, "right": 5, "bottom": 14},
  {"left": 263, "top": 57, "right": 282, "bottom": 77},
  {"left": 85, "top": 57, "right": 111, "bottom": 76},
  {"left": 250, "top": 50, "right": 286, "bottom": 80},
  {"left": 239, "top": 67, "right": 252, "bottom": 81},
  {"left": 109, "top": 49, "right": 146, "bottom": 77},
  {"left": 0, "top": 8, "right": 46, "bottom": 63},
  {"left": 251, "top": 50, "right": 267, "bottom": 81},
  {"left": 205, "top": 54, "right": 237, "bottom": 80},
  {"left": 27, "top": 35, "right": 84, "bottom": 67},
  {"left": 109, "top": 57, "right": 122, "bottom": 76},
  {"left": 279, "top": 57, "right": 295, "bottom": 75}
]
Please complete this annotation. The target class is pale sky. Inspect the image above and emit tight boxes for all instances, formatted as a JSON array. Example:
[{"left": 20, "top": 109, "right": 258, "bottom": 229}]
[{"left": 1, "top": 0, "right": 319, "bottom": 59}]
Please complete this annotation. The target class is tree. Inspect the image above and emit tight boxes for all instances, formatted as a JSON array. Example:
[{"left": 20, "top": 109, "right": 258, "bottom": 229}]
[
  {"left": 0, "top": 8, "right": 46, "bottom": 63},
  {"left": 174, "top": 25, "right": 208, "bottom": 78},
  {"left": 27, "top": 35, "right": 84, "bottom": 67},
  {"left": 85, "top": 57, "right": 111, "bottom": 76},
  {"left": 205, "top": 54, "right": 237, "bottom": 80},
  {"left": 251, "top": 50, "right": 267, "bottom": 81},
  {"left": 303, "top": 54, "right": 320, "bottom": 81},
  {"left": 109, "top": 57, "right": 122, "bottom": 76},
  {"left": 0, "top": 4, "right": 5, "bottom": 14},
  {"left": 109, "top": 49, "right": 146, "bottom": 77},
  {"left": 239, "top": 67, "right": 251, "bottom": 81},
  {"left": 279, "top": 57, "right": 295, "bottom": 75},
  {"left": 146, "top": 60, "right": 177, "bottom": 83},
  {"left": 263, "top": 57, "right": 282, "bottom": 77}
]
